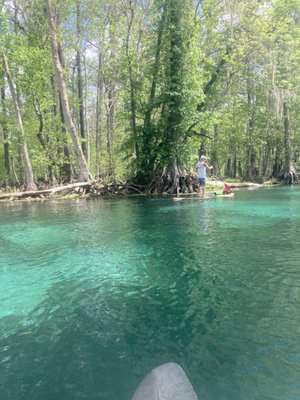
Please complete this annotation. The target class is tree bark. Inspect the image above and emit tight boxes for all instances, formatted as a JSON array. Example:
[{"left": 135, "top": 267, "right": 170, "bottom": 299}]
[
  {"left": 245, "top": 83, "right": 256, "bottom": 181},
  {"left": 76, "top": 1, "right": 88, "bottom": 160},
  {"left": 272, "top": 139, "right": 282, "bottom": 179},
  {"left": 125, "top": 0, "right": 138, "bottom": 158},
  {"left": 283, "top": 101, "right": 298, "bottom": 184},
  {"left": 45, "top": 0, "right": 91, "bottom": 182},
  {"left": 95, "top": 51, "right": 104, "bottom": 179},
  {"left": 140, "top": 3, "right": 167, "bottom": 178},
  {"left": 1, "top": 69, "right": 11, "bottom": 185},
  {"left": 2, "top": 54, "right": 37, "bottom": 190},
  {"left": 54, "top": 44, "right": 73, "bottom": 183},
  {"left": 32, "top": 95, "right": 58, "bottom": 184},
  {"left": 106, "top": 81, "right": 115, "bottom": 176}
]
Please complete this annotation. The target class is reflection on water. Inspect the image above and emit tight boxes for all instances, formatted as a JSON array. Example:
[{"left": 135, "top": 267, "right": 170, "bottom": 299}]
[{"left": 0, "top": 187, "right": 300, "bottom": 400}]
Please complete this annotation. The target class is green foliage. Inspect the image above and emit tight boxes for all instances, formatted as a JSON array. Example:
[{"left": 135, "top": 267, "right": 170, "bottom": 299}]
[{"left": 1, "top": 0, "right": 300, "bottom": 188}]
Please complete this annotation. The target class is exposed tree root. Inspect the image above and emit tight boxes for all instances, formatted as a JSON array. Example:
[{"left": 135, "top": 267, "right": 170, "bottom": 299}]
[
  {"left": 1, "top": 171, "right": 287, "bottom": 202},
  {"left": 146, "top": 161, "right": 195, "bottom": 195},
  {"left": 283, "top": 166, "right": 299, "bottom": 184}
]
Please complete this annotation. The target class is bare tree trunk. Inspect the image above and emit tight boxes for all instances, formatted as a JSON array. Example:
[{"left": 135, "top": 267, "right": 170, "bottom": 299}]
[
  {"left": 59, "top": 92, "right": 73, "bottom": 182},
  {"left": 259, "top": 109, "right": 271, "bottom": 178},
  {"left": 283, "top": 101, "right": 298, "bottom": 183},
  {"left": 3, "top": 54, "right": 36, "bottom": 190},
  {"left": 50, "top": 73, "right": 72, "bottom": 183},
  {"left": 1, "top": 69, "right": 11, "bottom": 186},
  {"left": 76, "top": 1, "right": 88, "bottom": 160},
  {"left": 83, "top": 53, "right": 90, "bottom": 165},
  {"left": 140, "top": 3, "right": 167, "bottom": 178},
  {"left": 106, "top": 82, "right": 115, "bottom": 177},
  {"left": 125, "top": 1, "right": 138, "bottom": 157},
  {"left": 272, "top": 139, "right": 282, "bottom": 179},
  {"left": 225, "top": 146, "right": 237, "bottom": 178},
  {"left": 95, "top": 52, "right": 104, "bottom": 179},
  {"left": 45, "top": 0, "right": 91, "bottom": 182},
  {"left": 225, "top": 158, "right": 231, "bottom": 177},
  {"left": 232, "top": 145, "right": 237, "bottom": 178},
  {"left": 11, "top": 156, "right": 20, "bottom": 187},
  {"left": 32, "top": 95, "right": 58, "bottom": 185},
  {"left": 245, "top": 87, "right": 256, "bottom": 181}
]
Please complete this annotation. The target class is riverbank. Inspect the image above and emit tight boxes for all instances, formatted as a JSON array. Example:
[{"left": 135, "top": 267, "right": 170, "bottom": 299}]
[{"left": 0, "top": 179, "right": 278, "bottom": 202}]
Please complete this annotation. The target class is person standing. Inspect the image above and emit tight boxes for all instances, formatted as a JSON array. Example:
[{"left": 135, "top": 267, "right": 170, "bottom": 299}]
[{"left": 195, "top": 155, "right": 213, "bottom": 197}]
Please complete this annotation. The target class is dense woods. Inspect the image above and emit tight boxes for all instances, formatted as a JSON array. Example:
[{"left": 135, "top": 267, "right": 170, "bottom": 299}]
[{"left": 1, "top": 0, "right": 300, "bottom": 194}]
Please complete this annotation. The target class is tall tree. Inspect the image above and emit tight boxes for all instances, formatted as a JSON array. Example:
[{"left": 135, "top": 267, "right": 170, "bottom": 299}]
[
  {"left": 138, "top": 1, "right": 167, "bottom": 182},
  {"left": 95, "top": 51, "right": 104, "bottom": 179},
  {"left": 0, "top": 68, "right": 11, "bottom": 185},
  {"left": 45, "top": 0, "right": 91, "bottom": 182},
  {"left": 271, "top": 0, "right": 300, "bottom": 183},
  {"left": 76, "top": 1, "right": 88, "bottom": 161},
  {"left": 2, "top": 54, "right": 37, "bottom": 190},
  {"left": 132, "top": 0, "right": 205, "bottom": 193}
]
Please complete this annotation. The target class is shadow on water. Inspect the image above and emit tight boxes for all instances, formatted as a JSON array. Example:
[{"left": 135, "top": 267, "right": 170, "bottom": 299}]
[
  {"left": 0, "top": 271, "right": 224, "bottom": 400},
  {"left": 1, "top": 218, "right": 229, "bottom": 400}
]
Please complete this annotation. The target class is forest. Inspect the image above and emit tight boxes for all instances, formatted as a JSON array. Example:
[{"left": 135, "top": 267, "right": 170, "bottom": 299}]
[{"left": 1, "top": 0, "right": 300, "bottom": 195}]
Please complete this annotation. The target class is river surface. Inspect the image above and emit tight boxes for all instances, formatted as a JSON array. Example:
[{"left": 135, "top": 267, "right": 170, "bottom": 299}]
[{"left": 0, "top": 186, "right": 300, "bottom": 400}]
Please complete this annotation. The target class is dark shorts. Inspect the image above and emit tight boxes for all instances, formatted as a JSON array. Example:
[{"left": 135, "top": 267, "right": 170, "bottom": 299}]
[{"left": 198, "top": 178, "right": 206, "bottom": 186}]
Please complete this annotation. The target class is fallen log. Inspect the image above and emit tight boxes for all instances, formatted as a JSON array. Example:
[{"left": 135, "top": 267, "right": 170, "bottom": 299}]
[
  {"left": 0, "top": 182, "right": 92, "bottom": 201},
  {"left": 0, "top": 180, "right": 146, "bottom": 201}
]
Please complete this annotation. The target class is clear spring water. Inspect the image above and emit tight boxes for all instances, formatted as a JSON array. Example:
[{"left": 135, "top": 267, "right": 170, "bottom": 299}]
[{"left": 0, "top": 186, "right": 300, "bottom": 400}]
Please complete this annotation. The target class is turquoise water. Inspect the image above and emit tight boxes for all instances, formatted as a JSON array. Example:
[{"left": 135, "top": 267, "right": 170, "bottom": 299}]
[{"left": 0, "top": 186, "right": 300, "bottom": 400}]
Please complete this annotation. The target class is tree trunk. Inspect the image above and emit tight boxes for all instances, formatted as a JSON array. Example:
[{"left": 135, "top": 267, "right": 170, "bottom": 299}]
[
  {"left": 95, "top": 52, "right": 104, "bottom": 179},
  {"left": 50, "top": 72, "right": 72, "bottom": 183},
  {"left": 32, "top": 95, "right": 58, "bottom": 185},
  {"left": 232, "top": 145, "right": 237, "bottom": 178},
  {"left": 225, "top": 158, "right": 231, "bottom": 178},
  {"left": 162, "top": 0, "right": 184, "bottom": 192},
  {"left": 283, "top": 101, "right": 298, "bottom": 184},
  {"left": 1, "top": 69, "right": 11, "bottom": 186},
  {"left": 146, "top": 0, "right": 193, "bottom": 194},
  {"left": 272, "top": 139, "right": 282, "bottom": 179},
  {"left": 55, "top": 43, "right": 73, "bottom": 183},
  {"left": 3, "top": 54, "right": 37, "bottom": 190},
  {"left": 245, "top": 88, "right": 256, "bottom": 181},
  {"left": 106, "top": 81, "right": 115, "bottom": 177},
  {"left": 125, "top": 1, "right": 138, "bottom": 159},
  {"left": 45, "top": 0, "right": 91, "bottom": 182},
  {"left": 139, "top": 3, "right": 167, "bottom": 180},
  {"left": 76, "top": 1, "right": 88, "bottom": 160}
]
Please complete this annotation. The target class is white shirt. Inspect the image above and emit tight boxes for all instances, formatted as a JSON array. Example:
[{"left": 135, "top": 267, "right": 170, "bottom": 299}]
[{"left": 196, "top": 161, "right": 206, "bottom": 178}]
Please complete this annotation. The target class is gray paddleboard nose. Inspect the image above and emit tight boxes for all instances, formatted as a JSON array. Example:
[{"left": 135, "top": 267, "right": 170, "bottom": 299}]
[{"left": 132, "top": 362, "right": 198, "bottom": 400}]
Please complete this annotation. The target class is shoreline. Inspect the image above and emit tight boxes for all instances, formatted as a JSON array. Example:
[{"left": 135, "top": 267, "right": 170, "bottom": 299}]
[{"left": 0, "top": 180, "right": 281, "bottom": 203}]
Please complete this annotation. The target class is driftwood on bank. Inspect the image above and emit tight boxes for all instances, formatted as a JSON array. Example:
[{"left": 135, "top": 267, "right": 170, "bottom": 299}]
[
  {"left": 0, "top": 182, "right": 91, "bottom": 201},
  {"left": 0, "top": 180, "right": 148, "bottom": 202}
]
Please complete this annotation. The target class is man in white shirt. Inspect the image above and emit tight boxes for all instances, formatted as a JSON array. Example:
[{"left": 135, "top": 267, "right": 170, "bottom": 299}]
[{"left": 195, "top": 155, "right": 213, "bottom": 197}]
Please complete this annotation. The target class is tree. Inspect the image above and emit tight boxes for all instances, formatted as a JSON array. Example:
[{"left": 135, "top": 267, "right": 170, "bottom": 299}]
[
  {"left": 270, "top": 0, "right": 300, "bottom": 183},
  {"left": 1, "top": 0, "right": 300, "bottom": 192},
  {"left": 133, "top": 0, "right": 206, "bottom": 193},
  {"left": 0, "top": 5, "right": 38, "bottom": 191},
  {"left": 45, "top": 0, "right": 91, "bottom": 182},
  {"left": 0, "top": 66, "right": 11, "bottom": 186},
  {"left": 76, "top": 1, "right": 88, "bottom": 161},
  {"left": 2, "top": 54, "right": 37, "bottom": 190}
]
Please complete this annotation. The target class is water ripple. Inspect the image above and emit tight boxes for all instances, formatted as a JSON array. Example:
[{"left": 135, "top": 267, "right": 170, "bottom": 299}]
[{"left": 1, "top": 190, "right": 300, "bottom": 399}]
